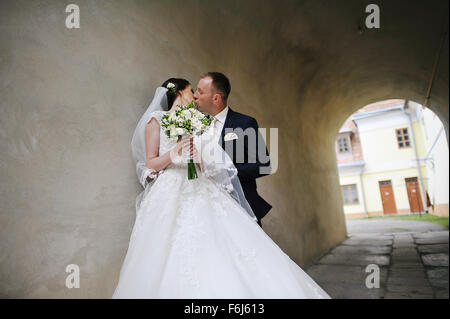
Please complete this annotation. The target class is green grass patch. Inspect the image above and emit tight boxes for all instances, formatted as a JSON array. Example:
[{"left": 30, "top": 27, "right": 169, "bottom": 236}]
[{"left": 367, "top": 213, "right": 449, "bottom": 230}]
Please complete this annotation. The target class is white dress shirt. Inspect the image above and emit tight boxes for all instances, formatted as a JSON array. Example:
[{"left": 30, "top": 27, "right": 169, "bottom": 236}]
[{"left": 212, "top": 106, "right": 229, "bottom": 144}]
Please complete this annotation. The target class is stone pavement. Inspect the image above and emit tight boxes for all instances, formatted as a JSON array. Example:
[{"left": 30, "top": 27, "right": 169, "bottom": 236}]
[{"left": 305, "top": 218, "right": 449, "bottom": 299}]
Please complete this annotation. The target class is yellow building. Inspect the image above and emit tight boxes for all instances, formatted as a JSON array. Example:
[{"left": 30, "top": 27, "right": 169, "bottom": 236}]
[{"left": 336, "top": 100, "right": 449, "bottom": 219}]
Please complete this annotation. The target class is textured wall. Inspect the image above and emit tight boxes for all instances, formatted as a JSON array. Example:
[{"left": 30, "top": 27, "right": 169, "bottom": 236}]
[{"left": 0, "top": 0, "right": 448, "bottom": 298}]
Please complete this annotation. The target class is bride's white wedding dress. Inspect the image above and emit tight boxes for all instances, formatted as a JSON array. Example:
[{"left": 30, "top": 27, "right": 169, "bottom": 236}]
[{"left": 112, "top": 110, "right": 331, "bottom": 299}]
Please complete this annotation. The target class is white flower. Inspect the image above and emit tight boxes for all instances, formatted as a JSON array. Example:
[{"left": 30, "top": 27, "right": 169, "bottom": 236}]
[
  {"left": 170, "top": 127, "right": 178, "bottom": 137},
  {"left": 166, "top": 82, "right": 175, "bottom": 89},
  {"left": 176, "top": 127, "right": 185, "bottom": 136},
  {"left": 192, "top": 120, "right": 202, "bottom": 131},
  {"left": 182, "top": 109, "right": 192, "bottom": 119},
  {"left": 169, "top": 112, "right": 177, "bottom": 121}
]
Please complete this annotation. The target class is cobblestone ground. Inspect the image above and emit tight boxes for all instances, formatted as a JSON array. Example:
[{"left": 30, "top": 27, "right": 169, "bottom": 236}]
[{"left": 305, "top": 218, "right": 449, "bottom": 299}]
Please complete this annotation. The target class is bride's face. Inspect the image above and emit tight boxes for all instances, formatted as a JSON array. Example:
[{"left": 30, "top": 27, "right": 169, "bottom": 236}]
[{"left": 178, "top": 85, "right": 195, "bottom": 106}]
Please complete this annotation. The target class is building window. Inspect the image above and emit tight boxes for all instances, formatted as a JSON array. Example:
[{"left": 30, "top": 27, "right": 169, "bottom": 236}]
[
  {"left": 396, "top": 128, "right": 411, "bottom": 148},
  {"left": 337, "top": 137, "right": 350, "bottom": 153},
  {"left": 341, "top": 184, "right": 359, "bottom": 205}
]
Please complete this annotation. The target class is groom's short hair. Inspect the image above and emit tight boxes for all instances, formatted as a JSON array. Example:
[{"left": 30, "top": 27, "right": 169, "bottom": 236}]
[{"left": 201, "top": 72, "right": 231, "bottom": 104}]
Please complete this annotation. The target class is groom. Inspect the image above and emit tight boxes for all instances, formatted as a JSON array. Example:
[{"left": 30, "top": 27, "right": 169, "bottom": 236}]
[{"left": 194, "top": 72, "right": 272, "bottom": 228}]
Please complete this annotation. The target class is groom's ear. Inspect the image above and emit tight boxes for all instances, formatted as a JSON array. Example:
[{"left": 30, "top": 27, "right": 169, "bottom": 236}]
[
  {"left": 213, "top": 92, "right": 223, "bottom": 105},
  {"left": 212, "top": 93, "right": 219, "bottom": 104}
]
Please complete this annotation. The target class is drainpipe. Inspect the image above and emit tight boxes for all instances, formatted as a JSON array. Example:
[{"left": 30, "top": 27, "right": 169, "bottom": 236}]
[
  {"left": 352, "top": 120, "right": 369, "bottom": 218},
  {"left": 359, "top": 165, "right": 369, "bottom": 218},
  {"left": 422, "top": 28, "right": 448, "bottom": 147},
  {"left": 402, "top": 100, "right": 428, "bottom": 214}
]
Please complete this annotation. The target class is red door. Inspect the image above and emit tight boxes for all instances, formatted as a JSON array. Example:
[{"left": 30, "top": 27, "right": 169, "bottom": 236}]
[
  {"left": 405, "top": 177, "right": 424, "bottom": 213},
  {"left": 379, "top": 180, "right": 397, "bottom": 215}
]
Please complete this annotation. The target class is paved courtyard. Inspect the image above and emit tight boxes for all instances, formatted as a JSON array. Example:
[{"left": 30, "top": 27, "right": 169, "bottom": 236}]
[{"left": 305, "top": 217, "right": 449, "bottom": 299}]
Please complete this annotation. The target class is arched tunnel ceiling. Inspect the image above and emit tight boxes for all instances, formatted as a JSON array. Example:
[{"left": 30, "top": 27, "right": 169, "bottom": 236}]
[{"left": 192, "top": 0, "right": 449, "bottom": 134}]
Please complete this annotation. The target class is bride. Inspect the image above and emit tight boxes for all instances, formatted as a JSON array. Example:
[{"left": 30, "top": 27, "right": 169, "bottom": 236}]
[{"left": 112, "top": 78, "right": 331, "bottom": 299}]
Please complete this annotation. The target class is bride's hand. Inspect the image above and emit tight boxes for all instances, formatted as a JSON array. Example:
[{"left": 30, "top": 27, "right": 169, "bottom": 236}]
[
  {"left": 185, "top": 137, "right": 201, "bottom": 165},
  {"left": 170, "top": 136, "right": 190, "bottom": 161},
  {"left": 191, "top": 144, "right": 201, "bottom": 165},
  {"left": 189, "top": 140, "right": 202, "bottom": 171}
]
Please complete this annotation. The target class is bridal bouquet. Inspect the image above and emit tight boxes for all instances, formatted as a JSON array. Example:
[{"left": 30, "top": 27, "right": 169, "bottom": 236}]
[{"left": 160, "top": 101, "right": 213, "bottom": 180}]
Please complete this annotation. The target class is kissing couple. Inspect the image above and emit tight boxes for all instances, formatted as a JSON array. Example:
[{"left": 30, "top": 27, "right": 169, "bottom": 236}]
[{"left": 112, "top": 72, "right": 331, "bottom": 299}]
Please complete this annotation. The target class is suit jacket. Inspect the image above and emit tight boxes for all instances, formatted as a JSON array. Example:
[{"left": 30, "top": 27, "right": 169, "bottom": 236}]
[{"left": 218, "top": 107, "right": 272, "bottom": 220}]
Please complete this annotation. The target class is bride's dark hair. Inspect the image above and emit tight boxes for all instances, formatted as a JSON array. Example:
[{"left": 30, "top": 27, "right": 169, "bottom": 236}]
[{"left": 161, "top": 78, "right": 190, "bottom": 110}]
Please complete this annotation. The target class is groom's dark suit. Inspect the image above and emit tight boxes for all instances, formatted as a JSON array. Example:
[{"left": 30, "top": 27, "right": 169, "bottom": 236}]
[{"left": 219, "top": 107, "right": 272, "bottom": 226}]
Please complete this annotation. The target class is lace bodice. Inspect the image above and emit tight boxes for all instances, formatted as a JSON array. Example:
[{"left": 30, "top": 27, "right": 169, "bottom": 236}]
[
  {"left": 147, "top": 110, "right": 192, "bottom": 171},
  {"left": 148, "top": 110, "right": 175, "bottom": 156}
]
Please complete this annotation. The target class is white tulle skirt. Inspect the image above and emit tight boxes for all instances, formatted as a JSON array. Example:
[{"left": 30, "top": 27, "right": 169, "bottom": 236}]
[{"left": 112, "top": 166, "right": 331, "bottom": 299}]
